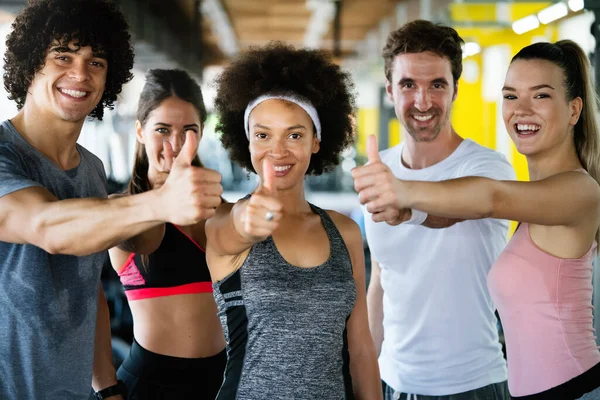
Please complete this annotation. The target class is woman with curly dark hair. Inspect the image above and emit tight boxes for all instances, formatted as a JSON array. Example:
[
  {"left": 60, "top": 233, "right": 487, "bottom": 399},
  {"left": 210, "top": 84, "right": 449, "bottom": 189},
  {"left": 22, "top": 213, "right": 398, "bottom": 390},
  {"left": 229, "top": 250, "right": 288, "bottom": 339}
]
[
  {"left": 206, "top": 42, "right": 382, "bottom": 399},
  {"left": 109, "top": 69, "right": 226, "bottom": 399}
]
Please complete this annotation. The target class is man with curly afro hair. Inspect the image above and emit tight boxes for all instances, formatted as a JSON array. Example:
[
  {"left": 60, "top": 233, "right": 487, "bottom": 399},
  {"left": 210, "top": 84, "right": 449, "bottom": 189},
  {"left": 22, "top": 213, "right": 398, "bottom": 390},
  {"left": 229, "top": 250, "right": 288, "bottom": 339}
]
[
  {"left": 0, "top": 1, "right": 223, "bottom": 399},
  {"left": 206, "top": 42, "right": 383, "bottom": 399}
]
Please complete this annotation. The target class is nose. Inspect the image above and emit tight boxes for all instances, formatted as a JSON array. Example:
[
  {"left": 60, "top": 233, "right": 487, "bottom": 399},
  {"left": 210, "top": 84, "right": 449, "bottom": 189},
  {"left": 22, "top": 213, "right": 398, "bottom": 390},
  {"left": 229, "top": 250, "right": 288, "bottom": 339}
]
[
  {"left": 268, "top": 138, "right": 288, "bottom": 159},
  {"left": 513, "top": 97, "right": 533, "bottom": 116},
  {"left": 68, "top": 59, "right": 90, "bottom": 82},
  {"left": 414, "top": 88, "right": 432, "bottom": 112}
]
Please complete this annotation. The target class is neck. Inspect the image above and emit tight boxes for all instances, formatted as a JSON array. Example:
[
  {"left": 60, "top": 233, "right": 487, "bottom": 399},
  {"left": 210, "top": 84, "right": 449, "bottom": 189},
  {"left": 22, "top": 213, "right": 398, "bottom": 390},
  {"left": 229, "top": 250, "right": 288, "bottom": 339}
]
[
  {"left": 526, "top": 138, "right": 582, "bottom": 181},
  {"left": 11, "top": 106, "right": 85, "bottom": 170},
  {"left": 401, "top": 125, "right": 463, "bottom": 169}
]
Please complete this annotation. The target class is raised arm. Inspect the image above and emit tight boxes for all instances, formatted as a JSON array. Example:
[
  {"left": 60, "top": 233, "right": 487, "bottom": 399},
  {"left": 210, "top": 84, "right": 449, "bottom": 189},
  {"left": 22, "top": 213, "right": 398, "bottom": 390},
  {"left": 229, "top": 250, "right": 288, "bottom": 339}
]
[
  {"left": 332, "top": 212, "right": 382, "bottom": 400},
  {"left": 399, "top": 172, "right": 600, "bottom": 227},
  {"left": 0, "top": 131, "right": 222, "bottom": 256},
  {"left": 206, "top": 159, "right": 282, "bottom": 263}
]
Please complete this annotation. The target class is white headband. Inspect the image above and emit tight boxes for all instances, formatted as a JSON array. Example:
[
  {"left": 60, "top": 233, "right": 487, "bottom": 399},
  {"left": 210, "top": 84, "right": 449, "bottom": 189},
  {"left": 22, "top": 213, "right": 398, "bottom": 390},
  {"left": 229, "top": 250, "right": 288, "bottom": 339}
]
[{"left": 243, "top": 93, "right": 322, "bottom": 142}]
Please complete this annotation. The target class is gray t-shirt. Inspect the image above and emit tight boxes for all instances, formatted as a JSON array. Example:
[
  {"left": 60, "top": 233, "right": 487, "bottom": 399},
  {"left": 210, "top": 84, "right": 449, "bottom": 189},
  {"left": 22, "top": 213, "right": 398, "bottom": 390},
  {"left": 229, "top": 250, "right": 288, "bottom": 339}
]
[{"left": 0, "top": 120, "right": 108, "bottom": 399}]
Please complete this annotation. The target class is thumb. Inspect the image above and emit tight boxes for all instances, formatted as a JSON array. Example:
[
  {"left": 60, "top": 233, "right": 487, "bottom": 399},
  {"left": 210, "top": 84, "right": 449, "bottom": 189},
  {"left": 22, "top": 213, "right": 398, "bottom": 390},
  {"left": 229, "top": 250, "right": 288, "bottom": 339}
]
[
  {"left": 262, "top": 158, "right": 276, "bottom": 195},
  {"left": 366, "top": 134, "right": 381, "bottom": 164},
  {"left": 173, "top": 131, "right": 198, "bottom": 167},
  {"left": 162, "top": 141, "right": 175, "bottom": 172}
]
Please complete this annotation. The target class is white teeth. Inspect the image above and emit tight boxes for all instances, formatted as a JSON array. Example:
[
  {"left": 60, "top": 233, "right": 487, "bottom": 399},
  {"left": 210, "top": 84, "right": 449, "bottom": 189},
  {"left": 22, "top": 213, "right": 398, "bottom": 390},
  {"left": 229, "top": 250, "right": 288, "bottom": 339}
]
[
  {"left": 273, "top": 165, "right": 291, "bottom": 172},
  {"left": 413, "top": 115, "right": 433, "bottom": 121},
  {"left": 60, "top": 89, "right": 87, "bottom": 98},
  {"left": 516, "top": 124, "right": 540, "bottom": 132}
]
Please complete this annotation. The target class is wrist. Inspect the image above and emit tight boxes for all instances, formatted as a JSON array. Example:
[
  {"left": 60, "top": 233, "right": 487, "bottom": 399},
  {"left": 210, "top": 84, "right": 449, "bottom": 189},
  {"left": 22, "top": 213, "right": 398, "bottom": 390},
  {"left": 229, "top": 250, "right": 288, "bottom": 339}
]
[
  {"left": 147, "top": 189, "right": 166, "bottom": 222},
  {"left": 403, "top": 208, "right": 428, "bottom": 225},
  {"left": 94, "top": 380, "right": 127, "bottom": 400}
]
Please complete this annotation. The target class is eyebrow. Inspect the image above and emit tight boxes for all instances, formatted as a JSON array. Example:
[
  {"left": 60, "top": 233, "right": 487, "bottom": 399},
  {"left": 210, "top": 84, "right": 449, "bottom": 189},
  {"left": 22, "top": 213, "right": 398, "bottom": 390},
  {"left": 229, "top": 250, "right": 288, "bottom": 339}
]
[
  {"left": 398, "top": 77, "right": 449, "bottom": 85},
  {"left": 502, "top": 84, "right": 555, "bottom": 91},
  {"left": 154, "top": 122, "right": 200, "bottom": 129},
  {"left": 50, "top": 45, "right": 106, "bottom": 59},
  {"left": 252, "top": 123, "right": 307, "bottom": 130}
]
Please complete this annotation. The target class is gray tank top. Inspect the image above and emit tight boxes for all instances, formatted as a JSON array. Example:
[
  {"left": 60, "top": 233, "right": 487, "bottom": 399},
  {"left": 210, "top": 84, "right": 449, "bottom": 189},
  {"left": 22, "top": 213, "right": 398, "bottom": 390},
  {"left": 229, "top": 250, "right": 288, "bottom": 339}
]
[{"left": 213, "top": 203, "right": 357, "bottom": 399}]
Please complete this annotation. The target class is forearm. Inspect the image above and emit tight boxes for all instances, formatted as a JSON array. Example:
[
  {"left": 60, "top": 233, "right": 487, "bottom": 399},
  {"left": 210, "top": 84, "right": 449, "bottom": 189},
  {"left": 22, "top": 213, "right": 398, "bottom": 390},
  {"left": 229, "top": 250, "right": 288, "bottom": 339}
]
[
  {"left": 366, "top": 287, "right": 384, "bottom": 357},
  {"left": 350, "top": 345, "right": 383, "bottom": 400},
  {"left": 208, "top": 202, "right": 259, "bottom": 256},
  {"left": 92, "top": 286, "right": 118, "bottom": 392},
  {"left": 32, "top": 191, "right": 164, "bottom": 256},
  {"left": 404, "top": 177, "right": 498, "bottom": 220}
]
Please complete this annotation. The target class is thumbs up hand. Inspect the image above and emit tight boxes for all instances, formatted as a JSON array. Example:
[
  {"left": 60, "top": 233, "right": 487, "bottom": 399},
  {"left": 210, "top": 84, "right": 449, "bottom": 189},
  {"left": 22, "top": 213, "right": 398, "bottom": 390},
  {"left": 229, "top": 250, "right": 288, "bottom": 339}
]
[
  {"left": 157, "top": 131, "right": 223, "bottom": 225},
  {"left": 352, "top": 135, "right": 411, "bottom": 224},
  {"left": 237, "top": 158, "right": 283, "bottom": 242}
]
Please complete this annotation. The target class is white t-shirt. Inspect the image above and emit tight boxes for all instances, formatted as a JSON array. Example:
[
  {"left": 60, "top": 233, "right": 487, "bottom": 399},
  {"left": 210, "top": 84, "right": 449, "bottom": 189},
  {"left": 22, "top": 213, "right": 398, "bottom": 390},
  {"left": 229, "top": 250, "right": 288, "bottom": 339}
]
[{"left": 364, "top": 139, "right": 515, "bottom": 395}]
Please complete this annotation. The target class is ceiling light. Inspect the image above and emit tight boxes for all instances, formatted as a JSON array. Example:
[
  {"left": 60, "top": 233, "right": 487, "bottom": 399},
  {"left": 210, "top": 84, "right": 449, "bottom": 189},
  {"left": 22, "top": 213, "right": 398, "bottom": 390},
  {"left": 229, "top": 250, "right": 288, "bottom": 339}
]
[
  {"left": 568, "top": 0, "right": 584, "bottom": 12},
  {"left": 512, "top": 15, "right": 540, "bottom": 35},
  {"left": 538, "top": 2, "right": 569, "bottom": 24}
]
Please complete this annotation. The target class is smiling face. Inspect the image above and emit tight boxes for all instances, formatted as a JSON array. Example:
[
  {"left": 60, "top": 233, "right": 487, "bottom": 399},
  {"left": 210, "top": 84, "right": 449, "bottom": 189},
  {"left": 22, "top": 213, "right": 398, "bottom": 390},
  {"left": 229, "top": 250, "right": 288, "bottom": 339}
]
[
  {"left": 386, "top": 51, "right": 457, "bottom": 143},
  {"left": 26, "top": 41, "right": 107, "bottom": 123},
  {"left": 136, "top": 96, "right": 202, "bottom": 172},
  {"left": 248, "top": 99, "right": 320, "bottom": 191},
  {"left": 502, "top": 59, "right": 582, "bottom": 157}
]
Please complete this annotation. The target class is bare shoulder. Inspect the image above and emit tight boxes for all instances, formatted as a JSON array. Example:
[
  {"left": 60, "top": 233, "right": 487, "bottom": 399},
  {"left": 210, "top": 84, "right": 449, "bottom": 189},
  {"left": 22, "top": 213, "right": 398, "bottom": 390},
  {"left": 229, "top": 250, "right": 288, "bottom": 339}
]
[
  {"left": 552, "top": 170, "right": 600, "bottom": 197},
  {"left": 325, "top": 209, "right": 361, "bottom": 243}
]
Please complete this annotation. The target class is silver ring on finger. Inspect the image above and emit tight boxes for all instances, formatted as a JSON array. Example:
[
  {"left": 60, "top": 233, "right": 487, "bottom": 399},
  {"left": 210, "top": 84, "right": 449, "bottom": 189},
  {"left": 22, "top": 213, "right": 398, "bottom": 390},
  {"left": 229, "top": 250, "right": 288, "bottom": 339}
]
[{"left": 265, "top": 211, "right": 274, "bottom": 221}]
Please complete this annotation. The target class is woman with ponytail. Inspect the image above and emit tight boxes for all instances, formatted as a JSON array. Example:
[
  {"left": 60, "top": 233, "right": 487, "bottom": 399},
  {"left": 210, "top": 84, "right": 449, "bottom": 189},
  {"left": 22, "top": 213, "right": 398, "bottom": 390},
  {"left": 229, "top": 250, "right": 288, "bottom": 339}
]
[
  {"left": 354, "top": 40, "right": 600, "bottom": 399},
  {"left": 109, "top": 69, "right": 226, "bottom": 399}
]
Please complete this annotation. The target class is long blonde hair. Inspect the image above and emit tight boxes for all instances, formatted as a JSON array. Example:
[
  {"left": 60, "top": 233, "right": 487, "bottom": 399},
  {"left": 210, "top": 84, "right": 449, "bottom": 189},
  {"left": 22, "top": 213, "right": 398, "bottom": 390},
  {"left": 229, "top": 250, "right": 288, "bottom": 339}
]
[{"left": 512, "top": 40, "right": 600, "bottom": 243}]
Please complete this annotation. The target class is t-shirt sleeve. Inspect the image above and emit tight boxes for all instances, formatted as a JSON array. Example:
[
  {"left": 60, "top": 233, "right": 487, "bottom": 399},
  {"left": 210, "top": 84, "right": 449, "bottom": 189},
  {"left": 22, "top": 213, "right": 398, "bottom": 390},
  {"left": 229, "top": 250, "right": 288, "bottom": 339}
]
[
  {"left": 0, "top": 144, "right": 43, "bottom": 199},
  {"left": 459, "top": 150, "right": 516, "bottom": 181}
]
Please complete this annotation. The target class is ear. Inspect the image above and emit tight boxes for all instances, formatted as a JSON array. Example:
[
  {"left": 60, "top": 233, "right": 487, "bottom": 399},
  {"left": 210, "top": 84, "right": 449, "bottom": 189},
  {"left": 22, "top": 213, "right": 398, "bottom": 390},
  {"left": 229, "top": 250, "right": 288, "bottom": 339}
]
[
  {"left": 135, "top": 120, "right": 145, "bottom": 144},
  {"left": 312, "top": 135, "right": 320, "bottom": 154},
  {"left": 452, "top": 82, "right": 458, "bottom": 102},
  {"left": 385, "top": 79, "right": 394, "bottom": 102},
  {"left": 569, "top": 96, "right": 583, "bottom": 126}
]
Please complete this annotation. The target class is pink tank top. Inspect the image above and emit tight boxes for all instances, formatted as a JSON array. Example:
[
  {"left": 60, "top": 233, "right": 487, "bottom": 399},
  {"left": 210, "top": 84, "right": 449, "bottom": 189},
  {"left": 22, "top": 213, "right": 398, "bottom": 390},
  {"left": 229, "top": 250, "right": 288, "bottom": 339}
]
[{"left": 488, "top": 223, "right": 600, "bottom": 396}]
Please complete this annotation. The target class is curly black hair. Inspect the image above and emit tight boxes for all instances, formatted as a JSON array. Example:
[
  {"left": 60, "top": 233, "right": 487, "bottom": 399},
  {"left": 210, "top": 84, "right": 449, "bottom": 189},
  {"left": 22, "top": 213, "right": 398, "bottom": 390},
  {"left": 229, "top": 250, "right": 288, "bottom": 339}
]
[
  {"left": 3, "top": 0, "right": 134, "bottom": 120},
  {"left": 214, "top": 42, "right": 356, "bottom": 175}
]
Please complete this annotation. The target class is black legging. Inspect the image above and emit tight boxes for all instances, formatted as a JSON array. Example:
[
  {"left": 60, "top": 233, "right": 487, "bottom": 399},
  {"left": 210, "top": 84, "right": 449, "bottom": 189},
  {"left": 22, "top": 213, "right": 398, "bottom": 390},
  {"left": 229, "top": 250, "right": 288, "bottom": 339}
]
[{"left": 117, "top": 339, "right": 227, "bottom": 400}]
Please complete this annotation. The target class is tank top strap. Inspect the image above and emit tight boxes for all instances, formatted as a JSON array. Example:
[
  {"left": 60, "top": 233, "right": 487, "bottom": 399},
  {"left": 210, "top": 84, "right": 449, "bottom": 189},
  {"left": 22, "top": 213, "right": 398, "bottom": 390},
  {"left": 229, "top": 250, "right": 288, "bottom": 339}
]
[{"left": 308, "top": 203, "right": 352, "bottom": 268}]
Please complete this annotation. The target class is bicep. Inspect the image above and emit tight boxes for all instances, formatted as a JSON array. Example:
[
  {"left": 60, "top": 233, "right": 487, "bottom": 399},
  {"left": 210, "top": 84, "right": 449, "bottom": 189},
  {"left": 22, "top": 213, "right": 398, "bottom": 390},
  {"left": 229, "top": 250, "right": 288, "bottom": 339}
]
[
  {"left": 492, "top": 173, "right": 600, "bottom": 226},
  {"left": 0, "top": 186, "right": 57, "bottom": 245}
]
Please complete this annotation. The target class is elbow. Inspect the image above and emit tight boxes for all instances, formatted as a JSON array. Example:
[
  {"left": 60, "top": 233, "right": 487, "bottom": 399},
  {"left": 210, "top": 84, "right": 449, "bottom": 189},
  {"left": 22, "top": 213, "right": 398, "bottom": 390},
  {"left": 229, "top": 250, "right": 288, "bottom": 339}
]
[
  {"left": 31, "top": 219, "right": 81, "bottom": 256},
  {"left": 482, "top": 180, "right": 503, "bottom": 219}
]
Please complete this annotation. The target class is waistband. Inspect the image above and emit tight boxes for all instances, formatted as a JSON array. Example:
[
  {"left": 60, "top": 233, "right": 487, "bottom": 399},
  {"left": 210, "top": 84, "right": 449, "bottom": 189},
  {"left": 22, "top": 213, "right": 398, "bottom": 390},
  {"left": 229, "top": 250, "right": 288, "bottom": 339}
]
[
  {"left": 124, "top": 282, "right": 213, "bottom": 301},
  {"left": 121, "top": 339, "right": 227, "bottom": 383},
  {"left": 511, "top": 361, "right": 600, "bottom": 400}
]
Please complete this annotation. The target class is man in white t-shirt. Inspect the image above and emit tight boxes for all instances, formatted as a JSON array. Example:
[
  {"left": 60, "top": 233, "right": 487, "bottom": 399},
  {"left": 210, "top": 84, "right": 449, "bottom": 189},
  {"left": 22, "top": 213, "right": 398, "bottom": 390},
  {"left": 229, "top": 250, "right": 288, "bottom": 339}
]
[{"left": 352, "top": 20, "right": 515, "bottom": 400}]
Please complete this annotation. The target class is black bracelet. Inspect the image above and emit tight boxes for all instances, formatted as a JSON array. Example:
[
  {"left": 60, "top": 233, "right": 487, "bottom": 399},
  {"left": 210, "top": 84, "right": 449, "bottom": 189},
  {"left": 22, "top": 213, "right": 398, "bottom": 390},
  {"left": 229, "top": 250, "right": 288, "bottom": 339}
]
[{"left": 94, "top": 380, "right": 127, "bottom": 400}]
